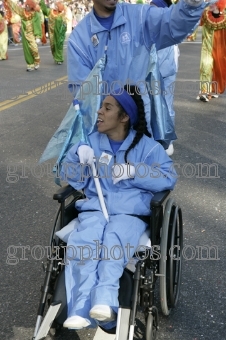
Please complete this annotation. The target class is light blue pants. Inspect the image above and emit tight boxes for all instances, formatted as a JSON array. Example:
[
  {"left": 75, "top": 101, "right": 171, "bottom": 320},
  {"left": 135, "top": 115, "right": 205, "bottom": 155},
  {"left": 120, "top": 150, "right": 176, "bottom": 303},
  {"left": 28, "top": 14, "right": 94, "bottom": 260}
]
[
  {"left": 65, "top": 211, "right": 147, "bottom": 329},
  {"left": 163, "top": 73, "right": 177, "bottom": 127},
  {"left": 163, "top": 74, "right": 177, "bottom": 146}
]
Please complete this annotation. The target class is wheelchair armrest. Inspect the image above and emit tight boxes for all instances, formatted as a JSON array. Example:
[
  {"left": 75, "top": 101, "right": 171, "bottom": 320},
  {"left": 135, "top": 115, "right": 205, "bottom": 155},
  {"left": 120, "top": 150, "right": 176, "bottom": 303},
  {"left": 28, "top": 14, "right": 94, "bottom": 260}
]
[
  {"left": 151, "top": 190, "right": 171, "bottom": 207},
  {"left": 53, "top": 184, "right": 78, "bottom": 203}
]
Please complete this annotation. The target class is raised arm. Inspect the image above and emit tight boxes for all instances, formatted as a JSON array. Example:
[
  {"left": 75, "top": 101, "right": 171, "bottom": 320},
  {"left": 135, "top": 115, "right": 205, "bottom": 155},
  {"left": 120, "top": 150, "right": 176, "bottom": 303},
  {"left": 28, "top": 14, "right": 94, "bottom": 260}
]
[
  {"left": 143, "top": 0, "right": 212, "bottom": 50},
  {"left": 39, "top": 0, "right": 50, "bottom": 17}
]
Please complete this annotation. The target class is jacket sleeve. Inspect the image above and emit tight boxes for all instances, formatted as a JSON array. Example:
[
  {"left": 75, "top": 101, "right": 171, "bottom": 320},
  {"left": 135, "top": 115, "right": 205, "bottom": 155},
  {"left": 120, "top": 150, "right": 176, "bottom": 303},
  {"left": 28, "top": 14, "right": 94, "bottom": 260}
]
[
  {"left": 67, "top": 35, "right": 94, "bottom": 93},
  {"left": 143, "top": 0, "right": 209, "bottom": 50},
  {"left": 129, "top": 143, "right": 178, "bottom": 193},
  {"left": 60, "top": 143, "right": 92, "bottom": 190}
]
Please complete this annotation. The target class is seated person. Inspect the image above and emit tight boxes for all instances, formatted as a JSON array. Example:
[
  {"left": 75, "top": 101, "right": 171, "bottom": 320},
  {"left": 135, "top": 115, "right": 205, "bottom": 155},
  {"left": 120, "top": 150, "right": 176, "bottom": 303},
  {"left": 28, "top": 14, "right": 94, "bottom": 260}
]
[{"left": 60, "top": 86, "right": 177, "bottom": 330}]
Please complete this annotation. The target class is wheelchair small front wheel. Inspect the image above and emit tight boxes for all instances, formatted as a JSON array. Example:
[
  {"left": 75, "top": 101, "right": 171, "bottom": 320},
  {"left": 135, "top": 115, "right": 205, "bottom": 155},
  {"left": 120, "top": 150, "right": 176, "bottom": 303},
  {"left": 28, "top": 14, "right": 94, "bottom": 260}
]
[{"left": 146, "top": 313, "right": 157, "bottom": 340}]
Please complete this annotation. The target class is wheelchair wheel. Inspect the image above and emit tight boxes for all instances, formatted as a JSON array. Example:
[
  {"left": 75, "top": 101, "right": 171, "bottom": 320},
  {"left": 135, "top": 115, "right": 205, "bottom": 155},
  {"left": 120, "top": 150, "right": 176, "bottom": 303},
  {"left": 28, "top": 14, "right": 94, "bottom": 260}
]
[
  {"left": 146, "top": 313, "right": 157, "bottom": 340},
  {"left": 159, "top": 198, "right": 183, "bottom": 316},
  {"left": 33, "top": 188, "right": 83, "bottom": 340}
]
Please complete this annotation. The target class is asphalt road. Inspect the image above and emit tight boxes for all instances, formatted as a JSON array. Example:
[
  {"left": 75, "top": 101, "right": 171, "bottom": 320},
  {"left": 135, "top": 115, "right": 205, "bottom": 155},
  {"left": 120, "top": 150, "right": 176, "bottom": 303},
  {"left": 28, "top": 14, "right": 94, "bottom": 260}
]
[{"left": 0, "top": 28, "right": 226, "bottom": 340}]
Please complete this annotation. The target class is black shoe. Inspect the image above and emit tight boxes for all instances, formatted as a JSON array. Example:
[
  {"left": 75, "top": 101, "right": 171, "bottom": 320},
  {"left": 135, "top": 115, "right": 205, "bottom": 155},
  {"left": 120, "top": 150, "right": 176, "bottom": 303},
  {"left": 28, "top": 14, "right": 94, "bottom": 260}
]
[{"left": 197, "top": 94, "right": 209, "bottom": 102}]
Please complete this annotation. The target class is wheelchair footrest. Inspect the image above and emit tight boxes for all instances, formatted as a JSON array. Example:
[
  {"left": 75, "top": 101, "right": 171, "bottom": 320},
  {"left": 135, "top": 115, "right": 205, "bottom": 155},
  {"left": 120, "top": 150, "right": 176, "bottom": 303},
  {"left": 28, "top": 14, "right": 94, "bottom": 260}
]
[
  {"left": 34, "top": 302, "right": 61, "bottom": 340},
  {"left": 115, "top": 308, "right": 131, "bottom": 340},
  {"left": 93, "top": 327, "right": 116, "bottom": 339}
]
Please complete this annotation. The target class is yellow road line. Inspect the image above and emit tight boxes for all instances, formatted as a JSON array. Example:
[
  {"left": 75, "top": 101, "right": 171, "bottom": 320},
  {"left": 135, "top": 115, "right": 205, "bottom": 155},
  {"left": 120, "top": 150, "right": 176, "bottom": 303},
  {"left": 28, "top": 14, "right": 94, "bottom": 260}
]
[{"left": 0, "top": 76, "right": 67, "bottom": 112}]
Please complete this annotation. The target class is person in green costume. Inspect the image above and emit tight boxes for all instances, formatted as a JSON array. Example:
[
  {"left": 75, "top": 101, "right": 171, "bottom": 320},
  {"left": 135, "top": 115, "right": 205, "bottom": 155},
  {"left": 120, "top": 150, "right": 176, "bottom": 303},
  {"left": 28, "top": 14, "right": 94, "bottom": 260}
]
[
  {"left": 39, "top": 0, "right": 67, "bottom": 65},
  {"left": 4, "top": 0, "right": 42, "bottom": 71}
]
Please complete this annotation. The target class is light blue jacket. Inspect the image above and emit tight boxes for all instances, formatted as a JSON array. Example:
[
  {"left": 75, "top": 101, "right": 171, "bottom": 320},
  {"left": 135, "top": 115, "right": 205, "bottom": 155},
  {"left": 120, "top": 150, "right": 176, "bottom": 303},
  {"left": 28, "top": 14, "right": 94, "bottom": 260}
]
[
  {"left": 60, "top": 129, "right": 177, "bottom": 216},
  {"left": 67, "top": 1, "right": 207, "bottom": 90}
]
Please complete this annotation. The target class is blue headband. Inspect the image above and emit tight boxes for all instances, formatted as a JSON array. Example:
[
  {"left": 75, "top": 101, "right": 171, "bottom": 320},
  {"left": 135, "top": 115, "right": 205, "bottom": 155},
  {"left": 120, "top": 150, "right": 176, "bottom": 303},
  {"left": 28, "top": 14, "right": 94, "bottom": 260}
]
[
  {"left": 109, "top": 88, "right": 138, "bottom": 126},
  {"left": 151, "top": 0, "right": 168, "bottom": 8}
]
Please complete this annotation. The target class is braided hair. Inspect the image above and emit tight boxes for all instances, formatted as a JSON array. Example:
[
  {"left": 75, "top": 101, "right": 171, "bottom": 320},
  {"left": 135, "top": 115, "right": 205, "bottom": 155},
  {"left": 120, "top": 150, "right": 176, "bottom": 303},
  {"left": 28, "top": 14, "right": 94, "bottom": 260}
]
[{"left": 122, "top": 85, "right": 152, "bottom": 163}]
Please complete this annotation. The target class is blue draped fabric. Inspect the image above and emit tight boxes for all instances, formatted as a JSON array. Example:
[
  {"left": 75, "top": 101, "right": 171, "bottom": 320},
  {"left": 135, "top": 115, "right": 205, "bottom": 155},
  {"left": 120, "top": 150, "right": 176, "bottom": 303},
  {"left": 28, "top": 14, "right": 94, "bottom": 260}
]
[
  {"left": 38, "top": 56, "right": 106, "bottom": 183},
  {"left": 146, "top": 45, "right": 177, "bottom": 149}
]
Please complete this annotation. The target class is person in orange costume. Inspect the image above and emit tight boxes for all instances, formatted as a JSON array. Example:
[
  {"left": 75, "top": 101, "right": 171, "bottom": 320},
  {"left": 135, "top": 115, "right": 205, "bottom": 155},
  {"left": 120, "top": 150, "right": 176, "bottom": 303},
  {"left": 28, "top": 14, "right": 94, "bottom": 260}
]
[{"left": 197, "top": 0, "right": 226, "bottom": 102}]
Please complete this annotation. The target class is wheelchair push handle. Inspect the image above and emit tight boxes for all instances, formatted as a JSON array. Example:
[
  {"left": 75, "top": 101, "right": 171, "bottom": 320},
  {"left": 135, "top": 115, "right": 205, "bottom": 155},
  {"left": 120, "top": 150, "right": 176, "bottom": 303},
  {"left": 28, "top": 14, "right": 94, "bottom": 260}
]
[{"left": 53, "top": 184, "right": 78, "bottom": 203}]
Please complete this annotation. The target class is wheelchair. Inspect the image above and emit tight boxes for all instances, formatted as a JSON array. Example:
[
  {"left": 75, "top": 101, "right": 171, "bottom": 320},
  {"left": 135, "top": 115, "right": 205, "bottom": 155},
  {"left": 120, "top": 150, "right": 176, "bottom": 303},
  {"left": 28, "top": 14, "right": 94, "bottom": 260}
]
[{"left": 32, "top": 184, "right": 183, "bottom": 340}]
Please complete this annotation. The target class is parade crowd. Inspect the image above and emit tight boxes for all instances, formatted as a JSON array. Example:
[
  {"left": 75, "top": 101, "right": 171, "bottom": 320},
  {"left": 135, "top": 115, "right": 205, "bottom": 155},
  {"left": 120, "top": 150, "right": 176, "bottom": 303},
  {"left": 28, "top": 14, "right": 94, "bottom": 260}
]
[{"left": 0, "top": 0, "right": 94, "bottom": 67}]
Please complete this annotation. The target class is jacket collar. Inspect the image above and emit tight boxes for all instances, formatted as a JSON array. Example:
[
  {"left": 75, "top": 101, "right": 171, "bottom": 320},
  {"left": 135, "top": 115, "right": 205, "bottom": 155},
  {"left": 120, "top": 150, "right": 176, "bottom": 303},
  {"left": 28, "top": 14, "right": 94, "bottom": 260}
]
[
  {"left": 89, "top": 4, "right": 127, "bottom": 34},
  {"left": 99, "top": 129, "right": 136, "bottom": 153}
]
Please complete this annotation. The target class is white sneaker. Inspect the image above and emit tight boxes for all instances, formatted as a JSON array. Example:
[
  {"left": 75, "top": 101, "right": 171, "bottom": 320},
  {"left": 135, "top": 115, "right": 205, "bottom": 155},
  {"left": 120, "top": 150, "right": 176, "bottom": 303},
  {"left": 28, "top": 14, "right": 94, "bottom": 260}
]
[
  {"left": 211, "top": 94, "right": 219, "bottom": 98},
  {"left": 34, "top": 64, "right": 40, "bottom": 70},
  {"left": 63, "top": 315, "right": 90, "bottom": 329},
  {"left": 166, "top": 144, "right": 174, "bottom": 156},
  {"left": 89, "top": 305, "right": 116, "bottom": 322}
]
